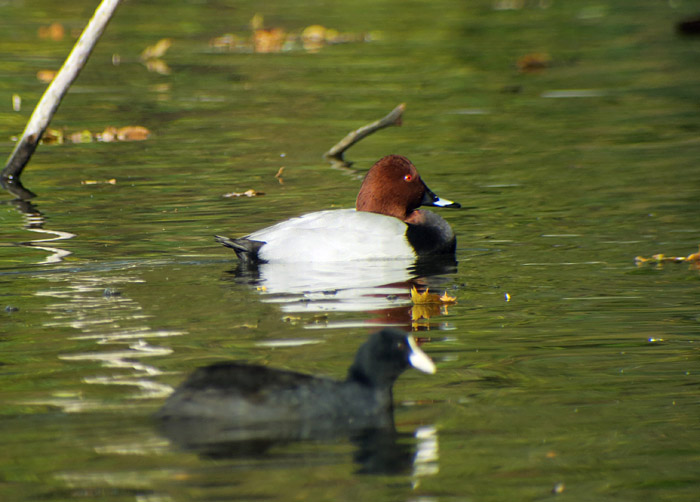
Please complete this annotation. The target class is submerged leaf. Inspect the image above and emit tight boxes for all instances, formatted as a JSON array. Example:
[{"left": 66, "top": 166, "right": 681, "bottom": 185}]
[{"left": 517, "top": 53, "right": 551, "bottom": 72}]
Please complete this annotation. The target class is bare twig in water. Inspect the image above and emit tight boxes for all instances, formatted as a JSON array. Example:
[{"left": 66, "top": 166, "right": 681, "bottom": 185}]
[
  {"left": 324, "top": 103, "right": 405, "bottom": 167},
  {"left": 1, "top": 0, "right": 122, "bottom": 200}
]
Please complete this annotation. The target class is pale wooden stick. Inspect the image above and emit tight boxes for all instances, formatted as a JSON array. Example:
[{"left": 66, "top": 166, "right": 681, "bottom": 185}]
[{"left": 2, "top": 0, "right": 122, "bottom": 199}]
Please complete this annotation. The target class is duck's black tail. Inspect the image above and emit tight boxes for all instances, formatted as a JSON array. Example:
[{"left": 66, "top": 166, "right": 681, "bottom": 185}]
[{"left": 215, "top": 235, "right": 265, "bottom": 265}]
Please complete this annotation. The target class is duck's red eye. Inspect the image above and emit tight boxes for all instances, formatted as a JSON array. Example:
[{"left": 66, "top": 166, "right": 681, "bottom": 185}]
[{"left": 404, "top": 174, "right": 413, "bottom": 182}]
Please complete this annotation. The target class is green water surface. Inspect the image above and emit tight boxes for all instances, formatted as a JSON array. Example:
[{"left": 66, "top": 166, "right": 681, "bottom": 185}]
[{"left": 1, "top": 1, "right": 699, "bottom": 501}]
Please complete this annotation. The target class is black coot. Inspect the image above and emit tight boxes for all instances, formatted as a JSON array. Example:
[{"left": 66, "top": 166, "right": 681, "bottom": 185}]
[{"left": 157, "top": 328, "right": 436, "bottom": 447}]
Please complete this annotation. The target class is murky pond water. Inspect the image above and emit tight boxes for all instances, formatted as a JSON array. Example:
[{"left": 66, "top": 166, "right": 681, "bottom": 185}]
[{"left": 2, "top": 1, "right": 699, "bottom": 500}]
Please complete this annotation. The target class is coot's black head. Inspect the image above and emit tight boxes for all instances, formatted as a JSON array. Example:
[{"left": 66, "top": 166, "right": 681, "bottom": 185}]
[{"left": 347, "top": 328, "right": 436, "bottom": 389}]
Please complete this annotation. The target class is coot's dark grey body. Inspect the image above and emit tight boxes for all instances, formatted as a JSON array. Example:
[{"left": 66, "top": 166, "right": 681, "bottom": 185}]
[{"left": 157, "top": 328, "right": 435, "bottom": 446}]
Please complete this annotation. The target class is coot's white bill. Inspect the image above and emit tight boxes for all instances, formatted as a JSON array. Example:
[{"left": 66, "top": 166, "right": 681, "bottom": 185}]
[{"left": 407, "top": 336, "right": 437, "bottom": 374}]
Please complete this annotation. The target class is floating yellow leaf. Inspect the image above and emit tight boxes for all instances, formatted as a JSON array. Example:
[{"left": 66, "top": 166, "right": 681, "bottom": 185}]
[
  {"left": 81, "top": 179, "right": 116, "bottom": 185},
  {"left": 99, "top": 126, "right": 119, "bottom": 142},
  {"left": 301, "top": 25, "right": 327, "bottom": 52},
  {"left": 411, "top": 286, "right": 437, "bottom": 304},
  {"left": 141, "top": 38, "right": 172, "bottom": 60},
  {"left": 411, "top": 286, "right": 457, "bottom": 305},
  {"left": 41, "top": 128, "right": 64, "bottom": 144},
  {"left": 685, "top": 246, "right": 700, "bottom": 262},
  {"left": 210, "top": 33, "right": 244, "bottom": 51},
  {"left": 439, "top": 291, "right": 457, "bottom": 303},
  {"left": 36, "top": 70, "right": 56, "bottom": 83},
  {"left": 250, "top": 13, "right": 264, "bottom": 31},
  {"left": 223, "top": 189, "right": 265, "bottom": 198},
  {"left": 552, "top": 483, "right": 565, "bottom": 495},
  {"left": 69, "top": 130, "right": 93, "bottom": 143},
  {"left": 635, "top": 245, "right": 700, "bottom": 270},
  {"left": 209, "top": 16, "right": 371, "bottom": 55}
]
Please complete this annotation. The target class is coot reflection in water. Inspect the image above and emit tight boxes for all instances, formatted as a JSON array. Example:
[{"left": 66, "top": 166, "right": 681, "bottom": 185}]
[{"left": 157, "top": 328, "right": 437, "bottom": 474}]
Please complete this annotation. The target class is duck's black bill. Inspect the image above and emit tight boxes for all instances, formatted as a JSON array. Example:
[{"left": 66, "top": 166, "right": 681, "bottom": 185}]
[{"left": 421, "top": 184, "right": 461, "bottom": 209}]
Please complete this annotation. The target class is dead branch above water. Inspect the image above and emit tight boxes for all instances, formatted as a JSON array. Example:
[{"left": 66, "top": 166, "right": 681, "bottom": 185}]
[{"left": 324, "top": 103, "right": 405, "bottom": 167}]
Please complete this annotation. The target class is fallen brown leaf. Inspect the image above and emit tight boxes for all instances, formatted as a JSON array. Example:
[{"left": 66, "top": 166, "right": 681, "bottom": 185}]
[
  {"left": 117, "top": 126, "right": 151, "bottom": 141},
  {"left": 253, "top": 28, "right": 286, "bottom": 53},
  {"left": 38, "top": 23, "right": 65, "bottom": 41}
]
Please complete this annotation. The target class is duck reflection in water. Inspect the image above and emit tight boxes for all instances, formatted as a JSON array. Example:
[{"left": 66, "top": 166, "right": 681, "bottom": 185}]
[
  {"left": 157, "top": 328, "right": 438, "bottom": 474},
  {"left": 224, "top": 256, "right": 458, "bottom": 330}
]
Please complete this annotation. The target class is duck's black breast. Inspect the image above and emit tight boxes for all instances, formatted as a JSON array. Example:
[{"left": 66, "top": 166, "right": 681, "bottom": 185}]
[{"left": 406, "top": 210, "right": 456, "bottom": 256}]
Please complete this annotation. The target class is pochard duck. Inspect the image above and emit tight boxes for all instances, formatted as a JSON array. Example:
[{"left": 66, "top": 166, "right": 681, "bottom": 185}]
[{"left": 215, "top": 155, "right": 460, "bottom": 263}]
